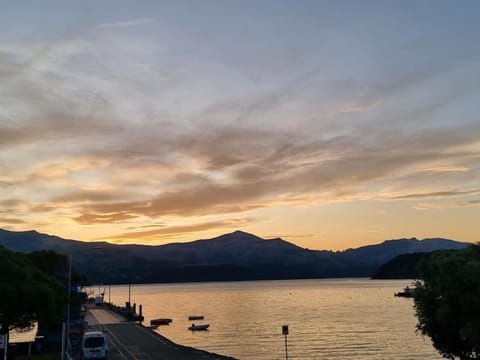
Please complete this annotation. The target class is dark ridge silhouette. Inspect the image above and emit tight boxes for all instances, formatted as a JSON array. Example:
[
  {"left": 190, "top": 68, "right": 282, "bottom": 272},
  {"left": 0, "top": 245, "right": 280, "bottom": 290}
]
[{"left": 0, "top": 228, "right": 469, "bottom": 284}]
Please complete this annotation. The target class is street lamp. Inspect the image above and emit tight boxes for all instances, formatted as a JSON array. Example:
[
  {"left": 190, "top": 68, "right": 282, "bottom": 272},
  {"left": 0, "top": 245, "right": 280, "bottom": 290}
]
[{"left": 61, "top": 253, "right": 72, "bottom": 360}]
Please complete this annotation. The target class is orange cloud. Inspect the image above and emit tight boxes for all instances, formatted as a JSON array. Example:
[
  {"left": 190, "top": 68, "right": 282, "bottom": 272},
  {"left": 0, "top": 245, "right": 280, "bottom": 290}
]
[{"left": 102, "top": 218, "right": 250, "bottom": 243}]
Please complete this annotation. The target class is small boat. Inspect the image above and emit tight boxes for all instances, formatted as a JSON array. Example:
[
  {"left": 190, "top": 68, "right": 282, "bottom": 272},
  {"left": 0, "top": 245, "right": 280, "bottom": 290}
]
[
  {"left": 395, "top": 286, "right": 415, "bottom": 298},
  {"left": 150, "top": 318, "right": 172, "bottom": 326},
  {"left": 188, "top": 315, "right": 204, "bottom": 320},
  {"left": 188, "top": 324, "right": 209, "bottom": 331}
]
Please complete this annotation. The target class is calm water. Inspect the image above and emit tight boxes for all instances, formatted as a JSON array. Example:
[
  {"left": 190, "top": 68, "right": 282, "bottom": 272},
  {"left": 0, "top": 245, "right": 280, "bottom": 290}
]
[{"left": 100, "top": 279, "right": 441, "bottom": 360}]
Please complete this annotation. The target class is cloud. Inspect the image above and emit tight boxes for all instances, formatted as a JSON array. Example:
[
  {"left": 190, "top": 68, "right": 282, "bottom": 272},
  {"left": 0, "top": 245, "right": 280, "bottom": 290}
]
[
  {"left": 74, "top": 211, "right": 139, "bottom": 224},
  {"left": 71, "top": 183, "right": 268, "bottom": 224},
  {"left": 1, "top": 11, "right": 479, "bottom": 245},
  {"left": 95, "top": 18, "right": 155, "bottom": 29},
  {"left": 337, "top": 100, "right": 382, "bottom": 114},
  {"left": 419, "top": 166, "right": 470, "bottom": 173},
  {"left": 0, "top": 199, "right": 26, "bottom": 208},
  {"left": 6, "top": 110, "right": 471, "bottom": 231},
  {"left": 263, "top": 233, "right": 314, "bottom": 240},
  {"left": 0, "top": 218, "right": 25, "bottom": 225},
  {"left": 386, "top": 189, "right": 480, "bottom": 200},
  {"left": 52, "top": 190, "right": 123, "bottom": 204},
  {"left": 54, "top": 120, "right": 479, "bottom": 226},
  {"left": 416, "top": 199, "right": 480, "bottom": 210},
  {"left": 103, "top": 218, "right": 249, "bottom": 243}
]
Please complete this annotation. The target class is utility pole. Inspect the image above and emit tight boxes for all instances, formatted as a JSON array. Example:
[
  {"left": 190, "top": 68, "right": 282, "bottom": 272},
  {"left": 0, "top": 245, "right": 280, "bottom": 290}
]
[{"left": 66, "top": 254, "right": 72, "bottom": 360}]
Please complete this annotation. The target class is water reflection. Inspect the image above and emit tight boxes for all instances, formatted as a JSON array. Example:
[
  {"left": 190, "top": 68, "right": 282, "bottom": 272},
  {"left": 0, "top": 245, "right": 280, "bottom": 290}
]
[{"left": 106, "top": 279, "right": 441, "bottom": 360}]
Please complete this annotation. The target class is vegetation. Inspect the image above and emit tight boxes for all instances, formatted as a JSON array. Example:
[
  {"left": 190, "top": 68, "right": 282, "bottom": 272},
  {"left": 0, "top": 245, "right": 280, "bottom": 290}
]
[
  {"left": 0, "top": 246, "right": 65, "bottom": 335},
  {"left": 371, "top": 252, "right": 430, "bottom": 279},
  {"left": 414, "top": 244, "right": 480, "bottom": 359},
  {"left": 29, "top": 250, "right": 88, "bottom": 286}
]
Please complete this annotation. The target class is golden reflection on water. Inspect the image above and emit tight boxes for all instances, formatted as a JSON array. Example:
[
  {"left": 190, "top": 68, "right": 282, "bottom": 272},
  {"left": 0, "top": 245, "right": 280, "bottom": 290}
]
[{"left": 104, "top": 279, "right": 441, "bottom": 360}]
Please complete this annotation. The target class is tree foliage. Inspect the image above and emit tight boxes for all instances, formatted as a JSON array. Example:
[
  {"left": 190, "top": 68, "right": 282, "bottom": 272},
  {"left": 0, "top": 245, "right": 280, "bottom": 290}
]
[
  {"left": 29, "top": 249, "right": 88, "bottom": 286},
  {"left": 414, "top": 244, "right": 480, "bottom": 359},
  {"left": 0, "top": 246, "right": 65, "bottom": 334}
]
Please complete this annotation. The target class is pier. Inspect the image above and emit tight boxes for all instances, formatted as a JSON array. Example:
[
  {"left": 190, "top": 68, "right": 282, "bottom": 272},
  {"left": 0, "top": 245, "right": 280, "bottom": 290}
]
[{"left": 84, "top": 305, "right": 235, "bottom": 360}]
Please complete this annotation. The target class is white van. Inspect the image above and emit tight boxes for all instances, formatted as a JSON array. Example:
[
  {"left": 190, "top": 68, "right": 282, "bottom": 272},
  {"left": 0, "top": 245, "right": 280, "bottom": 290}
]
[{"left": 81, "top": 331, "right": 109, "bottom": 360}]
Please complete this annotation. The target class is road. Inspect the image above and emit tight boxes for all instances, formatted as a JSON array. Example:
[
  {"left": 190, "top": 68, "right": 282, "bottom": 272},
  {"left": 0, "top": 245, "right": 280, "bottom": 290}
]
[{"left": 84, "top": 306, "right": 235, "bottom": 360}]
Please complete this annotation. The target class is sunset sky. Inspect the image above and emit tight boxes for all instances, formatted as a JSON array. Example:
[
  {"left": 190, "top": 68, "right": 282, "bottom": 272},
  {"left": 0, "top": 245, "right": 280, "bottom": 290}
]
[{"left": 1, "top": 1, "right": 479, "bottom": 250}]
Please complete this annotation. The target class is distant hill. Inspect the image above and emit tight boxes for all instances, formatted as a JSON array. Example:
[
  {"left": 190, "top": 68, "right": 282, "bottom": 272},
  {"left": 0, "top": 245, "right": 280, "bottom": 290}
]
[
  {"left": 339, "top": 237, "right": 468, "bottom": 265},
  {"left": 370, "top": 252, "right": 432, "bottom": 279},
  {"left": 0, "top": 228, "right": 470, "bottom": 284}
]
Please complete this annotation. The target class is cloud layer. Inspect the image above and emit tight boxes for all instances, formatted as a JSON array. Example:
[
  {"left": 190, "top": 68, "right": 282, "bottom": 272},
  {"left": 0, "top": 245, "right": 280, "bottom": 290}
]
[{"left": 1, "top": 1, "right": 479, "bottom": 249}]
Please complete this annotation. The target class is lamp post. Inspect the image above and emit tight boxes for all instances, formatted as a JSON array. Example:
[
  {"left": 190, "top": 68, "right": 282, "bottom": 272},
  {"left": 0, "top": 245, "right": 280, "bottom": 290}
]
[
  {"left": 61, "top": 254, "right": 72, "bottom": 360},
  {"left": 66, "top": 254, "right": 72, "bottom": 360}
]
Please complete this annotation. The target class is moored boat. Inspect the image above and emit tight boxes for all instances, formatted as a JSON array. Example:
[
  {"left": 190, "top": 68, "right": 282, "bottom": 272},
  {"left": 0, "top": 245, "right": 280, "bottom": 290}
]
[
  {"left": 188, "top": 315, "right": 204, "bottom": 320},
  {"left": 188, "top": 323, "right": 209, "bottom": 331},
  {"left": 150, "top": 318, "right": 173, "bottom": 325},
  {"left": 395, "top": 286, "right": 415, "bottom": 298}
]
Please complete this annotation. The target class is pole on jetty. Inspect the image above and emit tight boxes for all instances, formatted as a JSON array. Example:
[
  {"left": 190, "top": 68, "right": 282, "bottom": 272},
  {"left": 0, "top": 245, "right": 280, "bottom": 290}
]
[
  {"left": 128, "top": 283, "right": 131, "bottom": 305},
  {"left": 282, "top": 325, "right": 289, "bottom": 360}
]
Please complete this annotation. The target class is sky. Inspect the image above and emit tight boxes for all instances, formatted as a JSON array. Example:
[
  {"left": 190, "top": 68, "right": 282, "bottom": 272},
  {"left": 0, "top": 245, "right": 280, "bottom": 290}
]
[{"left": 0, "top": 0, "right": 479, "bottom": 250}]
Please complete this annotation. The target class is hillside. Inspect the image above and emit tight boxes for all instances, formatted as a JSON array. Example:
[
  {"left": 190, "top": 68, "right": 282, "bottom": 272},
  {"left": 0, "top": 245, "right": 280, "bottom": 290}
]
[
  {"left": 0, "top": 228, "right": 470, "bottom": 284},
  {"left": 339, "top": 237, "right": 467, "bottom": 265},
  {"left": 370, "top": 252, "right": 431, "bottom": 279}
]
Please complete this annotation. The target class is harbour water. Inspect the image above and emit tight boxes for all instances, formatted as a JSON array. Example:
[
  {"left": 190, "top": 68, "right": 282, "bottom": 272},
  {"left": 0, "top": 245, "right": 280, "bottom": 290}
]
[{"left": 102, "top": 279, "right": 442, "bottom": 360}]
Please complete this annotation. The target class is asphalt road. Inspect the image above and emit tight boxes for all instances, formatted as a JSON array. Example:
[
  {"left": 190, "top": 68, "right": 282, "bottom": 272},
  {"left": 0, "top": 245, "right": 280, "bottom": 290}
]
[{"left": 85, "top": 307, "right": 235, "bottom": 360}]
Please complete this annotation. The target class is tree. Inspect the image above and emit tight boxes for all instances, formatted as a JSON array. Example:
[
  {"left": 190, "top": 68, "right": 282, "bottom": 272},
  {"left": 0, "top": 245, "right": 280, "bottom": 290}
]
[
  {"left": 0, "top": 246, "right": 65, "bottom": 335},
  {"left": 414, "top": 244, "right": 480, "bottom": 359},
  {"left": 28, "top": 249, "right": 88, "bottom": 286}
]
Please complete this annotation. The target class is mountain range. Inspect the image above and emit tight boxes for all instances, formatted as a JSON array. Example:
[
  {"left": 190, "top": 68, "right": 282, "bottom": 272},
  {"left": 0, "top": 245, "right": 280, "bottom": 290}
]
[{"left": 0, "top": 228, "right": 469, "bottom": 284}]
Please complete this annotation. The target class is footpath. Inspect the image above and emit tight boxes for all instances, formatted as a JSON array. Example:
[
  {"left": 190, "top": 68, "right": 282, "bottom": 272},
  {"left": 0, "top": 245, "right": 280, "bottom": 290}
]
[{"left": 84, "top": 306, "right": 236, "bottom": 360}]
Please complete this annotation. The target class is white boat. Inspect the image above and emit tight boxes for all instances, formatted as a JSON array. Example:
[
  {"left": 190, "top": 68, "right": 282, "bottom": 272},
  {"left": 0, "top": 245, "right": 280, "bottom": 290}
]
[{"left": 188, "top": 324, "right": 209, "bottom": 331}]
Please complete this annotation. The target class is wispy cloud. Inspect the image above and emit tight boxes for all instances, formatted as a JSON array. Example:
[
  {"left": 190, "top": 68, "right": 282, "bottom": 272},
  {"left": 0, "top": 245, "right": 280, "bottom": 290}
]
[
  {"left": 95, "top": 18, "right": 155, "bottom": 29},
  {"left": 103, "top": 218, "right": 250, "bottom": 244},
  {"left": 416, "top": 199, "right": 480, "bottom": 210},
  {"left": 386, "top": 189, "right": 480, "bottom": 200},
  {"left": 419, "top": 166, "right": 470, "bottom": 173}
]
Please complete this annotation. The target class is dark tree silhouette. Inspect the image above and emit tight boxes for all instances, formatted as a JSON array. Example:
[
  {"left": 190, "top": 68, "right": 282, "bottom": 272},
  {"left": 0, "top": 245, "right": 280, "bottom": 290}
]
[
  {"left": 0, "top": 246, "right": 65, "bottom": 335},
  {"left": 29, "top": 249, "right": 88, "bottom": 286},
  {"left": 414, "top": 244, "right": 480, "bottom": 359}
]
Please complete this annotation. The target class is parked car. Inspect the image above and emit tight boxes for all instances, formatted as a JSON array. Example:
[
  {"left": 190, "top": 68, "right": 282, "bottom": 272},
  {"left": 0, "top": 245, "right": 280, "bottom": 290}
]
[{"left": 81, "top": 331, "right": 108, "bottom": 360}]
